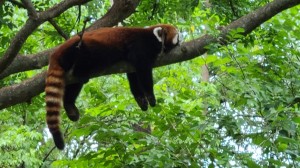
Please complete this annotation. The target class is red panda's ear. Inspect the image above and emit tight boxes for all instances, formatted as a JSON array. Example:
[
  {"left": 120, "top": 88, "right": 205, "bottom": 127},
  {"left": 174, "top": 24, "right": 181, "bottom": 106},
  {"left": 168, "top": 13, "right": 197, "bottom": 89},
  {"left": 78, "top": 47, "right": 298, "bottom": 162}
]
[{"left": 153, "top": 27, "right": 163, "bottom": 42}]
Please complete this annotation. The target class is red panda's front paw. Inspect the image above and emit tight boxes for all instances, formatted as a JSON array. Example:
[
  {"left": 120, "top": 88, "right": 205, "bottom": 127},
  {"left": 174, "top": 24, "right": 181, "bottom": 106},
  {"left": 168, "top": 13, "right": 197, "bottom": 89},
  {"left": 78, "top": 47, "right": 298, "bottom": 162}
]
[{"left": 135, "top": 97, "right": 148, "bottom": 111}]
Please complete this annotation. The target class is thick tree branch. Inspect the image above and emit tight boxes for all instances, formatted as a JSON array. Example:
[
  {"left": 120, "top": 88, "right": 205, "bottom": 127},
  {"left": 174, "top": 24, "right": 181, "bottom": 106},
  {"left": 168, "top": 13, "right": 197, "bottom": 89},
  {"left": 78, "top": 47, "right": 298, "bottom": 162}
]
[
  {"left": 0, "top": 0, "right": 299, "bottom": 110},
  {"left": 21, "top": 0, "right": 38, "bottom": 18},
  {"left": 0, "top": 0, "right": 92, "bottom": 73},
  {"left": 87, "top": 0, "right": 140, "bottom": 31},
  {"left": 159, "top": 0, "right": 300, "bottom": 65},
  {"left": 0, "top": 49, "right": 55, "bottom": 79},
  {"left": 0, "top": 0, "right": 141, "bottom": 79},
  {"left": 0, "top": 72, "right": 46, "bottom": 109}
]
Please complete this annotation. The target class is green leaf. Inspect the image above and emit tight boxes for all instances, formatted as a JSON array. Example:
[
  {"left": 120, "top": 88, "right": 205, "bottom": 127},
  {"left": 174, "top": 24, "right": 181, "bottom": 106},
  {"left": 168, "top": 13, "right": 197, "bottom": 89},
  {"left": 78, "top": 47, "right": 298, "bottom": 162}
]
[
  {"left": 292, "top": 117, "right": 300, "bottom": 124},
  {"left": 246, "top": 159, "right": 260, "bottom": 168}
]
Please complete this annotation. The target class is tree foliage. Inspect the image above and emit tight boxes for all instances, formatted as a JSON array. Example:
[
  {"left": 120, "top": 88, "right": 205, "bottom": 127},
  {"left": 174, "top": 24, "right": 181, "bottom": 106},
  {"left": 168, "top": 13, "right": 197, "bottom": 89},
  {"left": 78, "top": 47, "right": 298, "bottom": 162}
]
[{"left": 0, "top": 0, "right": 300, "bottom": 167}]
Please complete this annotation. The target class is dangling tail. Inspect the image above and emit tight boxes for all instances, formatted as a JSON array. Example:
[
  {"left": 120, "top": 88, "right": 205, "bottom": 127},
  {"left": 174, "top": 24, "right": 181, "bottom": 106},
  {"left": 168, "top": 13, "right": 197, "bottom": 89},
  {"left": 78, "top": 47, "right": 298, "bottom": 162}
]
[{"left": 45, "top": 61, "right": 65, "bottom": 150}]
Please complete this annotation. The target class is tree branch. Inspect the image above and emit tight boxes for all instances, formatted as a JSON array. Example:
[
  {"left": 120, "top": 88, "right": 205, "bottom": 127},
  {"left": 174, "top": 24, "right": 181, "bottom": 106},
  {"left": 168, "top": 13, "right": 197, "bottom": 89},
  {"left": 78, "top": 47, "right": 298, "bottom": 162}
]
[
  {"left": 48, "top": 19, "right": 69, "bottom": 40},
  {"left": 21, "top": 0, "right": 38, "bottom": 18},
  {"left": 0, "top": 0, "right": 299, "bottom": 110},
  {"left": 0, "top": 0, "right": 141, "bottom": 79},
  {"left": 87, "top": 0, "right": 140, "bottom": 31},
  {"left": 0, "top": 0, "right": 92, "bottom": 74},
  {"left": 0, "top": 49, "right": 54, "bottom": 79},
  {"left": 0, "top": 72, "right": 46, "bottom": 109}
]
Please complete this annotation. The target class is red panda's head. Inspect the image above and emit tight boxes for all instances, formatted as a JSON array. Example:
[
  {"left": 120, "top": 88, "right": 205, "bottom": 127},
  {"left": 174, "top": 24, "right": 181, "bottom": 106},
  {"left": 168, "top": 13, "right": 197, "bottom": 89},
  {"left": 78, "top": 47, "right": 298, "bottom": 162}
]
[{"left": 152, "top": 24, "right": 181, "bottom": 52}]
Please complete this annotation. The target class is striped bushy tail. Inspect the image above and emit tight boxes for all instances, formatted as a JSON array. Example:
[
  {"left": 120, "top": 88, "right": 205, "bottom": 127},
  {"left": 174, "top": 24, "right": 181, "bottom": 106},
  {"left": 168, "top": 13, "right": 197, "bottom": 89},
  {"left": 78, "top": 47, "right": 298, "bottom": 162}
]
[{"left": 45, "top": 63, "right": 65, "bottom": 150}]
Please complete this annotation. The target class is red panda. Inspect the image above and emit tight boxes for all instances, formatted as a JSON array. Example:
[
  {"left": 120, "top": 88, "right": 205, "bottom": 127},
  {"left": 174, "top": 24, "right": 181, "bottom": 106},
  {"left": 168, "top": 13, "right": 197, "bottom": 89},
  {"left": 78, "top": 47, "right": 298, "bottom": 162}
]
[{"left": 45, "top": 24, "right": 180, "bottom": 150}]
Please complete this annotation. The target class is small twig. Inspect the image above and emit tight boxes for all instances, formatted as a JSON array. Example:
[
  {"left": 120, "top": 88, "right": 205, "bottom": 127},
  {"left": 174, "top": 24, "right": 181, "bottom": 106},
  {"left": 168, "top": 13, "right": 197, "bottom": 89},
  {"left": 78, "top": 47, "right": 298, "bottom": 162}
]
[
  {"left": 76, "top": 5, "right": 81, "bottom": 25},
  {"left": 73, "top": 135, "right": 89, "bottom": 159},
  {"left": 226, "top": 45, "right": 247, "bottom": 80},
  {"left": 149, "top": 1, "right": 158, "bottom": 20},
  {"left": 228, "top": 0, "right": 238, "bottom": 18},
  {"left": 40, "top": 125, "right": 71, "bottom": 167},
  {"left": 77, "top": 17, "right": 92, "bottom": 49},
  {"left": 48, "top": 19, "right": 69, "bottom": 40},
  {"left": 40, "top": 146, "right": 56, "bottom": 166},
  {"left": 70, "top": 5, "right": 82, "bottom": 33}
]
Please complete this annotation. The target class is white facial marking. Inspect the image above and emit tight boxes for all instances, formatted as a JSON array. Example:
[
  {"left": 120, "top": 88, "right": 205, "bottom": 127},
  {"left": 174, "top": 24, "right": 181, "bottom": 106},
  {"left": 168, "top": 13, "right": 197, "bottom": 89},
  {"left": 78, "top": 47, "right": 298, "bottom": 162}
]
[
  {"left": 153, "top": 27, "right": 162, "bottom": 42},
  {"left": 172, "top": 34, "right": 179, "bottom": 45}
]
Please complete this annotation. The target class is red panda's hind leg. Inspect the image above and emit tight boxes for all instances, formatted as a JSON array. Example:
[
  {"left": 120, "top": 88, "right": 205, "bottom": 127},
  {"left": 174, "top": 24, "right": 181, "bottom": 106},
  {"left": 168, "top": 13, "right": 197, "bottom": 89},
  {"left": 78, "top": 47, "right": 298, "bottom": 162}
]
[
  {"left": 127, "top": 72, "right": 149, "bottom": 111},
  {"left": 135, "top": 66, "right": 156, "bottom": 109},
  {"left": 63, "top": 83, "right": 84, "bottom": 121}
]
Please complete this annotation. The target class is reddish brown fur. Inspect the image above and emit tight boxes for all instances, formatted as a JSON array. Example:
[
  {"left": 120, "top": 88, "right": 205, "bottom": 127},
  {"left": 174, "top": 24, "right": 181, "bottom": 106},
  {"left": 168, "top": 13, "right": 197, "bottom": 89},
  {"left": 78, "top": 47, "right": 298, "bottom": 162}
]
[{"left": 45, "top": 24, "right": 179, "bottom": 150}]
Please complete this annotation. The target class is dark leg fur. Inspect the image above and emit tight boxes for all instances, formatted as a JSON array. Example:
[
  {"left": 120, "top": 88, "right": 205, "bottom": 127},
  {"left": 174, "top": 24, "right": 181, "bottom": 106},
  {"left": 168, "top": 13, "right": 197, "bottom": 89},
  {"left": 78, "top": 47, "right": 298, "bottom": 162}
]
[
  {"left": 128, "top": 64, "right": 156, "bottom": 110},
  {"left": 63, "top": 83, "right": 84, "bottom": 121},
  {"left": 127, "top": 72, "right": 148, "bottom": 111},
  {"left": 135, "top": 67, "right": 156, "bottom": 107}
]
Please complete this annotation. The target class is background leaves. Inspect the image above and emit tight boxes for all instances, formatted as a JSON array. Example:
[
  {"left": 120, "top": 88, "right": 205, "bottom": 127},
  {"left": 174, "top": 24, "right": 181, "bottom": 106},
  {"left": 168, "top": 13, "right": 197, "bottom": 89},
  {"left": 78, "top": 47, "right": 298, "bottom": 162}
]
[{"left": 0, "top": 0, "right": 300, "bottom": 167}]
